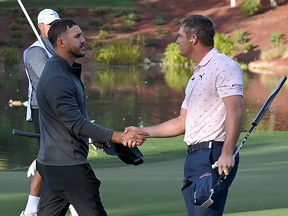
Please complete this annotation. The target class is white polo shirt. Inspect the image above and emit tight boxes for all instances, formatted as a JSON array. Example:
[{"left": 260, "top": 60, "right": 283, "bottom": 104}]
[{"left": 181, "top": 48, "right": 243, "bottom": 145}]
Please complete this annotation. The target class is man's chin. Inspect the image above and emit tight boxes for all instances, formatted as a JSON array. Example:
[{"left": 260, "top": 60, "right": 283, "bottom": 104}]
[{"left": 76, "top": 52, "right": 85, "bottom": 58}]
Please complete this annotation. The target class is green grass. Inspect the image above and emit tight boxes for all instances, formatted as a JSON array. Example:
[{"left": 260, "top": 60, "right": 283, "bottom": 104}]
[
  {"left": 0, "top": 0, "right": 135, "bottom": 8},
  {"left": 1, "top": 131, "right": 288, "bottom": 215},
  {"left": 225, "top": 208, "right": 288, "bottom": 216}
]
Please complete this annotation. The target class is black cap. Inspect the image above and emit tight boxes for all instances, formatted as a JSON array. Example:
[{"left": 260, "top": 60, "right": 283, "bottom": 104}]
[{"left": 104, "top": 142, "right": 144, "bottom": 166}]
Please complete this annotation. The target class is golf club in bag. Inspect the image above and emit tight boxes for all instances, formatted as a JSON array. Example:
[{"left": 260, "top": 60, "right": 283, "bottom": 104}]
[
  {"left": 12, "top": 129, "right": 144, "bottom": 166},
  {"left": 197, "top": 75, "right": 287, "bottom": 210}
]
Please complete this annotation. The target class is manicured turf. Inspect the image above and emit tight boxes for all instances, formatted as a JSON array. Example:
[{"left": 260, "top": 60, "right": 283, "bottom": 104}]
[{"left": 1, "top": 131, "right": 288, "bottom": 215}]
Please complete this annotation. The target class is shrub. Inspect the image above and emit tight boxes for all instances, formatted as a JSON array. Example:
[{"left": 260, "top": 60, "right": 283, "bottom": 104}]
[
  {"left": 241, "top": 0, "right": 261, "bottom": 16},
  {"left": 121, "top": 19, "right": 136, "bottom": 31},
  {"left": 11, "top": 30, "right": 23, "bottom": 39},
  {"left": 2, "top": 47, "right": 20, "bottom": 65},
  {"left": 91, "top": 7, "right": 111, "bottom": 16},
  {"left": 94, "top": 38, "right": 144, "bottom": 65},
  {"left": 269, "top": 32, "right": 284, "bottom": 47},
  {"left": 98, "top": 30, "right": 109, "bottom": 39},
  {"left": 260, "top": 47, "right": 287, "bottom": 60},
  {"left": 123, "top": 13, "right": 140, "bottom": 22},
  {"left": 172, "top": 18, "right": 182, "bottom": 25},
  {"left": 234, "top": 29, "right": 249, "bottom": 44},
  {"left": 152, "top": 17, "right": 166, "bottom": 25},
  {"left": 144, "top": 37, "right": 157, "bottom": 47},
  {"left": 89, "top": 18, "right": 101, "bottom": 27},
  {"left": 242, "top": 42, "right": 254, "bottom": 51},
  {"left": 9, "top": 22, "right": 21, "bottom": 31},
  {"left": 161, "top": 43, "right": 194, "bottom": 89},
  {"left": 161, "top": 42, "right": 194, "bottom": 67},
  {"left": 108, "top": 8, "right": 133, "bottom": 18},
  {"left": 100, "top": 23, "right": 113, "bottom": 31},
  {"left": 214, "top": 33, "right": 235, "bottom": 57}
]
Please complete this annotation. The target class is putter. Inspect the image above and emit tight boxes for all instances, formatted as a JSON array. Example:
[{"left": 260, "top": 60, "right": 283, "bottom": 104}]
[
  {"left": 12, "top": 129, "right": 144, "bottom": 165},
  {"left": 200, "top": 75, "right": 287, "bottom": 210},
  {"left": 12, "top": 129, "right": 98, "bottom": 150}
]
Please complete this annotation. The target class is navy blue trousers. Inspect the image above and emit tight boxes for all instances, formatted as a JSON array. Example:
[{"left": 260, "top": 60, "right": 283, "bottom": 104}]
[{"left": 181, "top": 145, "right": 239, "bottom": 216}]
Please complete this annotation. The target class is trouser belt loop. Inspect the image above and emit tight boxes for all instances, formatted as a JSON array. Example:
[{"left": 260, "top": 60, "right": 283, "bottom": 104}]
[{"left": 208, "top": 141, "right": 212, "bottom": 149}]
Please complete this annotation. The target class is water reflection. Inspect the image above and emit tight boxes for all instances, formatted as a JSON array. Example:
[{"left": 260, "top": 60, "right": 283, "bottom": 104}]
[{"left": 0, "top": 63, "right": 287, "bottom": 169}]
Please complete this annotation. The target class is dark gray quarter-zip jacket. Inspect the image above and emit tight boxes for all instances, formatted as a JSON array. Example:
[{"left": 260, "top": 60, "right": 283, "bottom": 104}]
[{"left": 37, "top": 55, "right": 113, "bottom": 166}]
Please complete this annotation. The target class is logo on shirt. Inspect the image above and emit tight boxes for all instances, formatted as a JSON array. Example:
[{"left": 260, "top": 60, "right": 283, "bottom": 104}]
[
  {"left": 199, "top": 73, "right": 205, "bottom": 80},
  {"left": 232, "top": 83, "right": 243, "bottom": 90}
]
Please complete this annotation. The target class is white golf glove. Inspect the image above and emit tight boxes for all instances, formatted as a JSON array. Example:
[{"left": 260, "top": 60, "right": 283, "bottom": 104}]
[
  {"left": 89, "top": 119, "right": 98, "bottom": 151},
  {"left": 27, "top": 159, "right": 37, "bottom": 178}
]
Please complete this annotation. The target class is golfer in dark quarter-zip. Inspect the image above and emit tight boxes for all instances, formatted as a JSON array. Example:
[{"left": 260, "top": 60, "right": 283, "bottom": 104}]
[{"left": 36, "top": 18, "right": 148, "bottom": 216}]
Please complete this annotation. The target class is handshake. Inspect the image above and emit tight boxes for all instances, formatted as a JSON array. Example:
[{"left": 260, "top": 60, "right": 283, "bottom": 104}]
[
  {"left": 91, "top": 126, "right": 149, "bottom": 166},
  {"left": 92, "top": 126, "right": 149, "bottom": 149},
  {"left": 122, "top": 126, "right": 149, "bottom": 147}
]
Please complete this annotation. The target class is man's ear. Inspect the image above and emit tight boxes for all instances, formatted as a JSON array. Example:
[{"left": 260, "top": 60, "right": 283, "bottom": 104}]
[
  {"left": 189, "top": 35, "right": 197, "bottom": 44},
  {"left": 57, "top": 38, "right": 65, "bottom": 48}
]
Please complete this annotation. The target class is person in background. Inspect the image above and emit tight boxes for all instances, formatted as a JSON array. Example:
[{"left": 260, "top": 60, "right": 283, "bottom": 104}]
[
  {"left": 125, "top": 14, "right": 244, "bottom": 216},
  {"left": 21, "top": 9, "right": 77, "bottom": 216},
  {"left": 36, "top": 18, "right": 148, "bottom": 215}
]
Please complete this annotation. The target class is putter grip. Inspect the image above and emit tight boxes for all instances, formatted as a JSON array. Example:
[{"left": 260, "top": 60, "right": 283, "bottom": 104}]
[{"left": 12, "top": 129, "right": 40, "bottom": 138}]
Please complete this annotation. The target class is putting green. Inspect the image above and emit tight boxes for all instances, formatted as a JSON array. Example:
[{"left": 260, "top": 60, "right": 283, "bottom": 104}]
[{"left": 1, "top": 132, "right": 287, "bottom": 215}]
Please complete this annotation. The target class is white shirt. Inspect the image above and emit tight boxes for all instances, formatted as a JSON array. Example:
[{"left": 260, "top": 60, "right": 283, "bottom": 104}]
[{"left": 181, "top": 48, "right": 243, "bottom": 145}]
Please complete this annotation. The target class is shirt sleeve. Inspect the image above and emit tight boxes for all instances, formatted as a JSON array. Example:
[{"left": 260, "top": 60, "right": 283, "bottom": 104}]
[
  {"left": 216, "top": 60, "right": 244, "bottom": 98},
  {"left": 25, "top": 46, "right": 49, "bottom": 78}
]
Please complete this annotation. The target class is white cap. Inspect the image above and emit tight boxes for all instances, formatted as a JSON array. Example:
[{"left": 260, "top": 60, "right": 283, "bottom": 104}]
[{"left": 37, "top": 9, "right": 60, "bottom": 24}]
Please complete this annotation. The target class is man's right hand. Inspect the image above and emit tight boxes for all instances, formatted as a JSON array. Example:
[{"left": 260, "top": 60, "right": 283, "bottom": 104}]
[{"left": 122, "top": 128, "right": 149, "bottom": 148}]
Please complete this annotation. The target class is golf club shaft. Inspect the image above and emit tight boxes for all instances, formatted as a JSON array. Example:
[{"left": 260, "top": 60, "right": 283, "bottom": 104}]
[
  {"left": 17, "top": 0, "right": 44, "bottom": 47},
  {"left": 212, "top": 75, "right": 287, "bottom": 169},
  {"left": 201, "top": 76, "right": 287, "bottom": 210},
  {"left": 12, "top": 129, "right": 98, "bottom": 150}
]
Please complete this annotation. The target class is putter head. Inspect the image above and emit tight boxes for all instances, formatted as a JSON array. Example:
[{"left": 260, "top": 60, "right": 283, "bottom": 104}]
[
  {"left": 200, "top": 198, "right": 214, "bottom": 210},
  {"left": 200, "top": 190, "right": 214, "bottom": 210}
]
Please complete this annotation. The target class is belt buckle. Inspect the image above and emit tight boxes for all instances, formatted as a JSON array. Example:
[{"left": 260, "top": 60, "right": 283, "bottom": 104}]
[{"left": 190, "top": 145, "right": 195, "bottom": 152}]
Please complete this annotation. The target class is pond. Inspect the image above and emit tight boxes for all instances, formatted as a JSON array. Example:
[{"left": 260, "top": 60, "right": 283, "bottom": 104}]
[{"left": 0, "top": 62, "right": 287, "bottom": 169}]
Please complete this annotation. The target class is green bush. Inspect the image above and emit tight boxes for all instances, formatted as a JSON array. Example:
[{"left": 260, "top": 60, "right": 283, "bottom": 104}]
[
  {"left": 172, "top": 18, "right": 182, "bottom": 25},
  {"left": 152, "top": 17, "right": 166, "bottom": 25},
  {"left": 122, "top": 13, "right": 140, "bottom": 22},
  {"left": 260, "top": 47, "right": 287, "bottom": 60},
  {"left": 234, "top": 29, "right": 249, "bottom": 44},
  {"left": 242, "top": 42, "right": 254, "bottom": 51},
  {"left": 91, "top": 7, "right": 111, "bottom": 16},
  {"left": 144, "top": 37, "right": 157, "bottom": 47},
  {"left": 11, "top": 30, "right": 23, "bottom": 39},
  {"left": 269, "top": 32, "right": 284, "bottom": 47},
  {"left": 241, "top": 0, "right": 261, "bottom": 16},
  {"left": 98, "top": 30, "right": 109, "bottom": 39},
  {"left": 94, "top": 38, "right": 144, "bottom": 65},
  {"left": 89, "top": 18, "right": 101, "bottom": 27},
  {"left": 108, "top": 8, "right": 133, "bottom": 18},
  {"left": 214, "top": 33, "right": 235, "bottom": 57},
  {"left": 2, "top": 47, "right": 20, "bottom": 65},
  {"left": 100, "top": 23, "right": 113, "bottom": 31},
  {"left": 121, "top": 19, "right": 136, "bottom": 31},
  {"left": 9, "top": 22, "right": 21, "bottom": 31},
  {"left": 161, "top": 42, "right": 194, "bottom": 67}
]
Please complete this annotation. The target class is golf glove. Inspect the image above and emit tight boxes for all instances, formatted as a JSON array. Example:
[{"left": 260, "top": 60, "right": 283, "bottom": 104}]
[{"left": 27, "top": 159, "right": 37, "bottom": 177}]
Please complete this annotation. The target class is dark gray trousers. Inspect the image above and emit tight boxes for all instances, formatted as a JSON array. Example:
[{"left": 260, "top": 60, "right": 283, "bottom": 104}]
[{"left": 37, "top": 162, "right": 107, "bottom": 216}]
